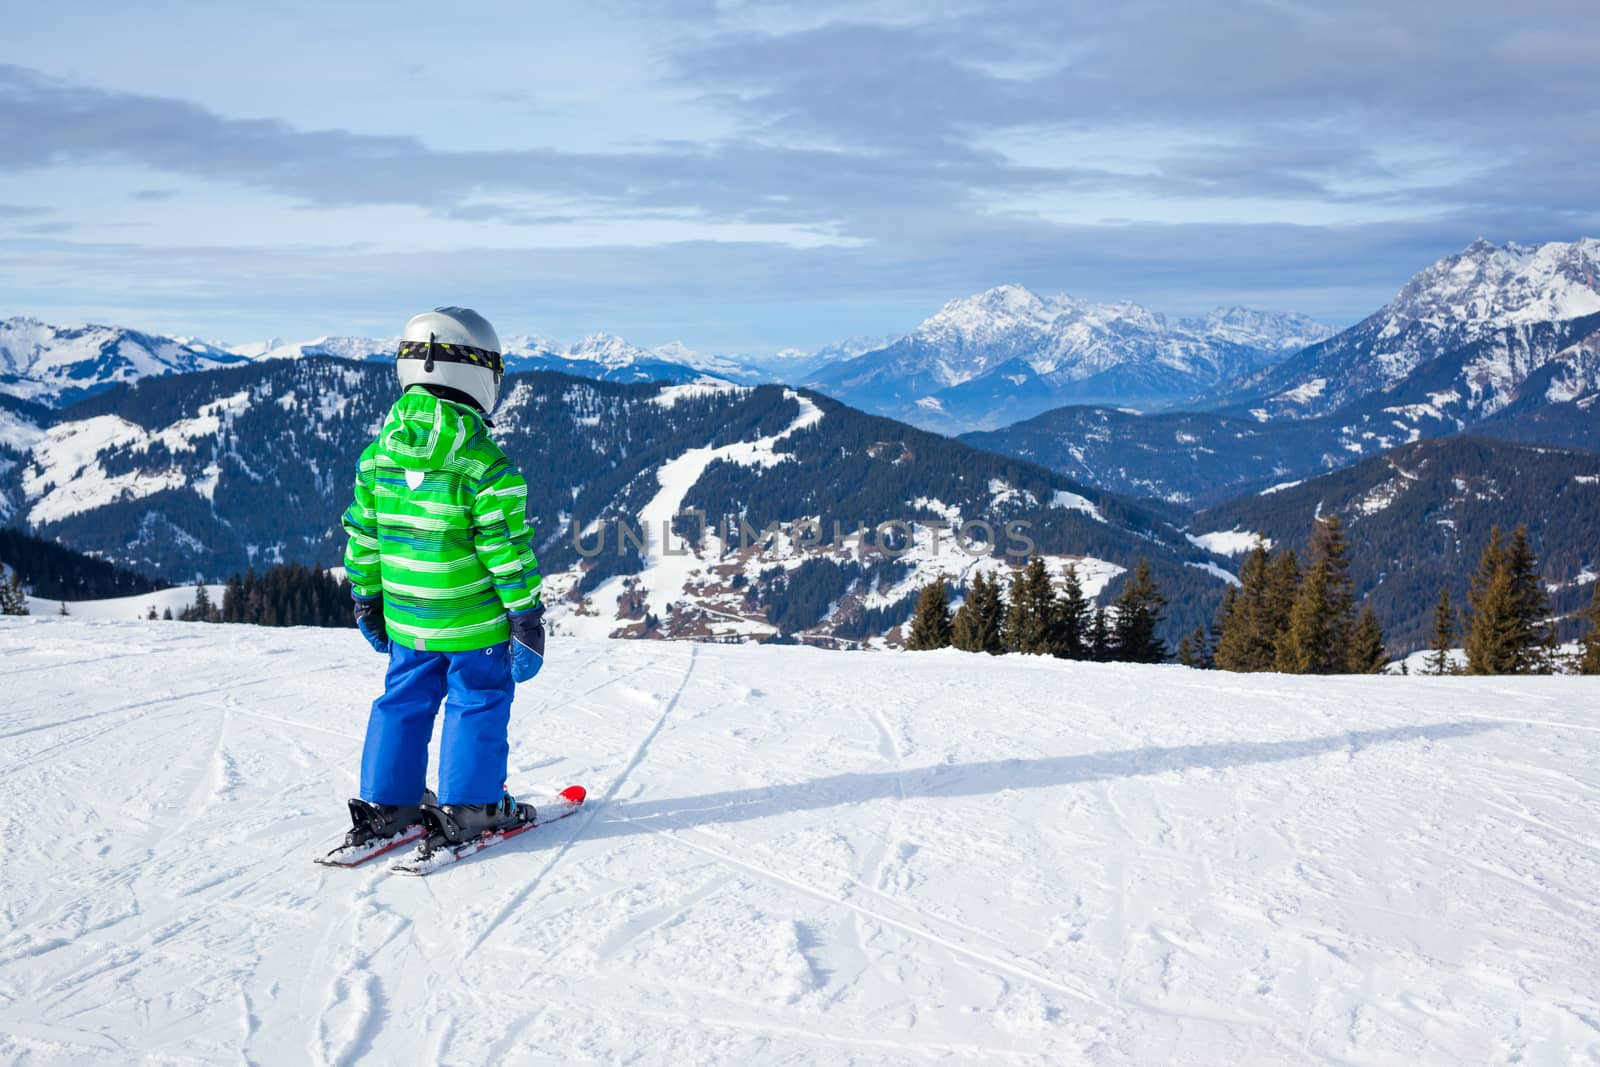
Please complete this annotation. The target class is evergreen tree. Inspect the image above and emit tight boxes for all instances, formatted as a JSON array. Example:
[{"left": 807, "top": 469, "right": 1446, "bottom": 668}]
[
  {"left": 162, "top": 606, "right": 174, "bottom": 621},
  {"left": 1088, "top": 607, "right": 1111, "bottom": 662},
  {"left": 1346, "top": 603, "right": 1388, "bottom": 674},
  {"left": 1176, "top": 625, "right": 1211, "bottom": 668},
  {"left": 1212, "top": 544, "right": 1272, "bottom": 672},
  {"left": 1426, "top": 588, "right": 1458, "bottom": 676},
  {"left": 1003, "top": 558, "right": 1058, "bottom": 655},
  {"left": 1578, "top": 582, "right": 1600, "bottom": 676},
  {"left": 0, "top": 570, "right": 29, "bottom": 616},
  {"left": 146, "top": 604, "right": 159, "bottom": 621},
  {"left": 951, "top": 571, "right": 1004, "bottom": 654},
  {"left": 1055, "top": 564, "right": 1090, "bottom": 659},
  {"left": 906, "top": 580, "right": 953, "bottom": 650},
  {"left": 1276, "top": 519, "right": 1355, "bottom": 674},
  {"left": 1466, "top": 526, "right": 1548, "bottom": 675},
  {"left": 1465, "top": 527, "right": 1510, "bottom": 674},
  {"left": 1504, "top": 526, "right": 1552, "bottom": 674},
  {"left": 180, "top": 581, "right": 219, "bottom": 623},
  {"left": 974, "top": 571, "right": 1006, "bottom": 653},
  {"left": 1264, "top": 550, "right": 1302, "bottom": 652},
  {"left": 1210, "top": 584, "right": 1237, "bottom": 663},
  {"left": 1109, "top": 560, "right": 1168, "bottom": 663},
  {"left": 1212, "top": 544, "right": 1296, "bottom": 672}
]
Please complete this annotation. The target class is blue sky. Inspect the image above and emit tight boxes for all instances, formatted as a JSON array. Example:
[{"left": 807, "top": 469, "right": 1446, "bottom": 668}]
[{"left": 1, "top": 0, "right": 1596, "bottom": 352}]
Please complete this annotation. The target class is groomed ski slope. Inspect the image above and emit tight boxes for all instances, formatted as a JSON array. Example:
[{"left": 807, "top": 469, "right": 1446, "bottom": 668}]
[{"left": 1, "top": 618, "right": 1597, "bottom": 1065}]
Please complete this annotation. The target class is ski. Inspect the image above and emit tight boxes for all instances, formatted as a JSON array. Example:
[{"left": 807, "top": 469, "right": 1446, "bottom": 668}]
[
  {"left": 314, "top": 823, "right": 427, "bottom": 868},
  {"left": 390, "top": 785, "right": 587, "bottom": 877}
]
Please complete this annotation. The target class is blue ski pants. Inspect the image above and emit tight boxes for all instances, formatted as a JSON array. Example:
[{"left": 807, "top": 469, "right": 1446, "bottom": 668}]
[{"left": 360, "top": 641, "right": 515, "bottom": 806}]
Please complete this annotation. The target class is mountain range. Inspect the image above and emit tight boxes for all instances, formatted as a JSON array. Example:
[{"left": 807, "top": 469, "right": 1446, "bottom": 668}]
[
  {"left": 4, "top": 236, "right": 1598, "bottom": 655},
  {"left": 969, "top": 239, "right": 1600, "bottom": 504},
  {"left": 0, "top": 358, "right": 1236, "bottom": 648},
  {"left": 806, "top": 288, "right": 1333, "bottom": 432}
]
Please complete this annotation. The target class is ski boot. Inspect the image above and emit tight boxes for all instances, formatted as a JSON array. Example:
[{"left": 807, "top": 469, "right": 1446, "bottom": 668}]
[
  {"left": 423, "top": 791, "right": 533, "bottom": 845},
  {"left": 345, "top": 788, "right": 438, "bottom": 848}
]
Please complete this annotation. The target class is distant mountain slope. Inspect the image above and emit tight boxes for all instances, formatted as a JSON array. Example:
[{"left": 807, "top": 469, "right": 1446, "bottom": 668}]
[
  {"left": 1192, "top": 436, "right": 1600, "bottom": 651},
  {"left": 0, "top": 527, "right": 167, "bottom": 601},
  {"left": 1222, "top": 238, "right": 1600, "bottom": 420},
  {"left": 963, "top": 407, "right": 1343, "bottom": 506},
  {"left": 2, "top": 359, "right": 1235, "bottom": 646},
  {"left": 966, "top": 311, "right": 1600, "bottom": 506},
  {"left": 0, "top": 318, "right": 737, "bottom": 408},
  {"left": 807, "top": 286, "right": 1332, "bottom": 433},
  {"left": 0, "top": 318, "right": 249, "bottom": 406}
]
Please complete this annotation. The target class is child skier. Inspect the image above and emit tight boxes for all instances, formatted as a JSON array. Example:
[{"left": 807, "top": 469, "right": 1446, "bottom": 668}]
[{"left": 338, "top": 306, "right": 545, "bottom": 848}]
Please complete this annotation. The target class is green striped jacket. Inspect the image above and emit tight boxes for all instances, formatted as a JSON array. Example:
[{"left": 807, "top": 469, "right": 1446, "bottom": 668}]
[{"left": 342, "top": 388, "right": 542, "bottom": 651}]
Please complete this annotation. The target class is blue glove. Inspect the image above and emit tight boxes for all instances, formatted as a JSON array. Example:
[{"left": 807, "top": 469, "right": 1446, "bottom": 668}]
[
  {"left": 509, "top": 606, "right": 545, "bottom": 683},
  {"left": 353, "top": 595, "right": 389, "bottom": 654}
]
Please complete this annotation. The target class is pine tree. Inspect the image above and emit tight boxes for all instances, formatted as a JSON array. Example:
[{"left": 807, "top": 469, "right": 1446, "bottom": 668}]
[
  {"left": 1212, "top": 544, "right": 1296, "bottom": 673},
  {"left": 1003, "top": 558, "right": 1058, "bottom": 655},
  {"left": 1504, "top": 526, "right": 1552, "bottom": 674},
  {"left": 162, "top": 606, "right": 174, "bottom": 621},
  {"left": 951, "top": 588, "right": 980, "bottom": 652},
  {"left": 1465, "top": 527, "right": 1510, "bottom": 674},
  {"left": 0, "top": 570, "right": 29, "bottom": 616},
  {"left": 1264, "top": 549, "right": 1302, "bottom": 654},
  {"left": 1176, "top": 625, "right": 1211, "bottom": 668},
  {"left": 1276, "top": 519, "right": 1355, "bottom": 674},
  {"left": 1089, "top": 607, "right": 1111, "bottom": 662},
  {"left": 1578, "top": 582, "right": 1600, "bottom": 676},
  {"left": 952, "top": 572, "right": 1004, "bottom": 654},
  {"left": 906, "top": 580, "right": 953, "bottom": 650},
  {"left": 1466, "top": 526, "right": 1548, "bottom": 675},
  {"left": 1210, "top": 584, "right": 1237, "bottom": 664},
  {"left": 974, "top": 571, "right": 1006, "bottom": 654},
  {"left": 1212, "top": 544, "right": 1272, "bottom": 671},
  {"left": 146, "top": 604, "right": 159, "bottom": 621},
  {"left": 1109, "top": 560, "right": 1168, "bottom": 663},
  {"left": 180, "top": 581, "right": 218, "bottom": 623},
  {"left": 1346, "top": 603, "right": 1388, "bottom": 674},
  {"left": 1426, "top": 588, "right": 1458, "bottom": 676},
  {"left": 1055, "top": 564, "right": 1090, "bottom": 659}
]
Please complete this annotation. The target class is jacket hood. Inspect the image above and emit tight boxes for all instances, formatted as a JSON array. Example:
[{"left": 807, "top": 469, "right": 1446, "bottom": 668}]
[{"left": 377, "top": 387, "right": 481, "bottom": 470}]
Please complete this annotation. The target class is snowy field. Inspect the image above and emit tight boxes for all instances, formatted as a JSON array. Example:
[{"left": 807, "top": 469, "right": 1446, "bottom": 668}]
[{"left": 1, "top": 618, "right": 1598, "bottom": 1065}]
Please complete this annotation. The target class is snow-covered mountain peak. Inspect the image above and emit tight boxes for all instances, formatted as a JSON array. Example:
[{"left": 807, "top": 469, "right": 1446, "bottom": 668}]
[
  {"left": 0, "top": 317, "right": 246, "bottom": 405},
  {"left": 920, "top": 285, "right": 1068, "bottom": 345},
  {"left": 228, "top": 336, "right": 397, "bottom": 362},
  {"left": 1387, "top": 237, "right": 1600, "bottom": 336},
  {"left": 566, "top": 332, "right": 649, "bottom": 367},
  {"left": 1239, "top": 236, "right": 1600, "bottom": 421}
]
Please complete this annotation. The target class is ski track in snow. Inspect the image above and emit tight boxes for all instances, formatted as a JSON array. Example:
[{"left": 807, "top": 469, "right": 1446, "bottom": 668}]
[{"left": 2, "top": 617, "right": 1599, "bottom": 1065}]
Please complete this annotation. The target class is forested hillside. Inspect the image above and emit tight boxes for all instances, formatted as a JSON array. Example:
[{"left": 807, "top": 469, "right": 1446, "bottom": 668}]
[{"left": 1193, "top": 437, "right": 1600, "bottom": 650}]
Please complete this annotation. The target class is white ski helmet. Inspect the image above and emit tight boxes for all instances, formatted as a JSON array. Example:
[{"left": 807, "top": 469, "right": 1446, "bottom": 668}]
[{"left": 396, "top": 306, "right": 504, "bottom": 415}]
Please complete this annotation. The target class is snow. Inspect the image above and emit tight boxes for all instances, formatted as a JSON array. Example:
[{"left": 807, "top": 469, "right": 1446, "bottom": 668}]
[
  {"left": 582, "top": 392, "right": 824, "bottom": 633},
  {"left": 648, "top": 381, "right": 749, "bottom": 410},
  {"left": 0, "top": 405, "right": 44, "bottom": 454},
  {"left": 3, "top": 618, "right": 1600, "bottom": 1064},
  {"left": 1276, "top": 377, "right": 1327, "bottom": 404},
  {"left": 1185, "top": 561, "right": 1240, "bottom": 586},
  {"left": 1258, "top": 480, "right": 1302, "bottom": 495},
  {"left": 22, "top": 584, "right": 227, "bottom": 620},
  {"left": 1049, "top": 488, "right": 1102, "bottom": 520},
  {"left": 1576, "top": 475, "right": 1599, "bottom": 486},
  {"left": 19, "top": 392, "right": 251, "bottom": 525},
  {"left": 1185, "top": 529, "right": 1270, "bottom": 556}
]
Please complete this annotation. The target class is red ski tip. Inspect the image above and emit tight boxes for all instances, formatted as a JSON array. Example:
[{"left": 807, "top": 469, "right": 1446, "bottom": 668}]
[{"left": 559, "top": 785, "right": 587, "bottom": 804}]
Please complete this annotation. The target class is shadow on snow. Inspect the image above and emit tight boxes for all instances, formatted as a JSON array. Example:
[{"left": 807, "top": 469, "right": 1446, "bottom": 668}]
[{"left": 586, "top": 721, "right": 1502, "bottom": 840}]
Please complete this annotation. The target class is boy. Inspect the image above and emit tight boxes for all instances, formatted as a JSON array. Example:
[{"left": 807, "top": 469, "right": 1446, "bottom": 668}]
[{"left": 339, "top": 306, "right": 545, "bottom": 847}]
